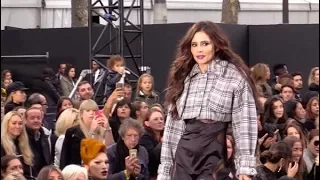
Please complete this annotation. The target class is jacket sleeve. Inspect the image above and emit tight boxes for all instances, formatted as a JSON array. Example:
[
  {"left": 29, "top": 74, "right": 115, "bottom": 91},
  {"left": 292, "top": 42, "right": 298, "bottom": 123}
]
[
  {"left": 139, "top": 134, "right": 162, "bottom": 169},
  {"left": 137, "top": 147, "right": 150, "bottom": 180},
  {"left": 106, "top": 146, "right": 127, "bottom": 180},
  {"left": 157, "top": 108, "right": 185, "bottom": 180},
  {"left": 231, "top": 79, "right": 258, "bottom": 177},
  {"left": 106, "top": 72, "right": 122, "bottom": 86},
  {"left": 60, "top": 78, "right": 71, "bottom": 96}
]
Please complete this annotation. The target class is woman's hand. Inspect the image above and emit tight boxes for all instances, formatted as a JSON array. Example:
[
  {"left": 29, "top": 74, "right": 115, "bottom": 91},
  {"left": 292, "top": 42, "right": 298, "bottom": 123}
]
[
  {"left": 132, "top": 161, "right": 141, "bottom": 177},
  {"left": 287, "top": 162, "right": 299, "bottom": 178},
  {"left": 108, "top": 88, "right": 124, "bottom": 104}
]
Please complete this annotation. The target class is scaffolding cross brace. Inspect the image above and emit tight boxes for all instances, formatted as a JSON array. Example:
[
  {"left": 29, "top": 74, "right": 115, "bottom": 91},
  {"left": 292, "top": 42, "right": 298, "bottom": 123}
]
[{"left": 88, "top": 0, "right": 144, "bottom": 83}]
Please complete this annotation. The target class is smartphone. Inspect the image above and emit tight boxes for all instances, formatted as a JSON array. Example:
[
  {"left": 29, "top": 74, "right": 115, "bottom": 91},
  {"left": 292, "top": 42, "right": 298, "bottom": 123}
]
[
  {"left": 116, "top": 82, "right": 124, "bottom": 89},
  {"left": 129, "top": 149, "right": 137, "bottom": 158},
  {"left": 95, "top": 110, "right": 103, "bottom": 117}
]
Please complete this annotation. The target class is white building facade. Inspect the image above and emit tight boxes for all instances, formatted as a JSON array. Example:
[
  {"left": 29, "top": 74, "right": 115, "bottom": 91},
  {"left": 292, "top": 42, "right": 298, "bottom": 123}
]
[{"left": 1, "top": 0, "right": 319, "bottom": 30}]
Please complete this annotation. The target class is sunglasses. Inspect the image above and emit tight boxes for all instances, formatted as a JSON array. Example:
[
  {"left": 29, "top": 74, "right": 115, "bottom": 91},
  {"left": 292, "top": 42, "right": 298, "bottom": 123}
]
[{"left": 314, "top": 140, "right": 319, "bottom": 146}]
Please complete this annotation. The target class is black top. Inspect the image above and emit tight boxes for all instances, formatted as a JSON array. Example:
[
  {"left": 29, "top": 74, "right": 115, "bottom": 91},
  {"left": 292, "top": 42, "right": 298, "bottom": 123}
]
[{"left": 4, "top": 101, "right": 23, "bottom": 114}]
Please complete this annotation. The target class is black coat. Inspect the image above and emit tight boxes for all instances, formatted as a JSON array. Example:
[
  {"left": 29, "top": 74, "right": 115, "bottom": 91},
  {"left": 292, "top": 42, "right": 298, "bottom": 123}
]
[
  {"left": 59, "top": 125, "right": 85, "bottom": 169},
  {"left": 139, "top": 131, "right": 162, "bottom": 177},
  {"left": 1, "top": 139, "right": 33, "bottom": 179}
]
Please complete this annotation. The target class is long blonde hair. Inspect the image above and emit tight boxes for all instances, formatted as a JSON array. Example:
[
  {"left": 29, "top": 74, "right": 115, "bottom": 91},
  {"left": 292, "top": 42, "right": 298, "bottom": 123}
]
[
  {"left": 78, "top": 100, "right": 106, "bottom": 142},
  {"left": 1, "top": 111, "right": 33, "bottom": 166},
  {"left": 136, "top": 73, "right": 155, "bottom": 96},
  {"left": 55, "top": 108, "right": 81, "bottom": 137},
  {"left": 308, "top": 67, "right": 319, "bottom": 86}
]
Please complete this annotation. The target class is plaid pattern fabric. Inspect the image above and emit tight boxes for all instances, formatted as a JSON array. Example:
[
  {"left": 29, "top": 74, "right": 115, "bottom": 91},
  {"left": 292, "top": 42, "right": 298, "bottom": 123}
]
[{"left": 158, "top": 60, "right": 258, "bottom": 180}]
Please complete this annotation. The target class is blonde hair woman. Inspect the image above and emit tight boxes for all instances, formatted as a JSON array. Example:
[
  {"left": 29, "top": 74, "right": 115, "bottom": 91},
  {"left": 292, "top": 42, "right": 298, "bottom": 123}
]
[
  {"left": 308, "top": 67, "right": 319, "bottom": 91},
  {"left": 251, "top": 63, "right": 272, "bottom": 98},
  {"left": 54, "top": 108, "right": 81, "bottom": 167},
  {"left": 4, "top": 82, "right": 27, "bottom": 114},
  {"left": 62, "top": 164, "right": 88, "bottom": 180},
  {"left": 59, "top": 99, "right": 114, "bottom": 169},
  {"left": 0, "top": 111, "right": 34, "bottom": 178}
]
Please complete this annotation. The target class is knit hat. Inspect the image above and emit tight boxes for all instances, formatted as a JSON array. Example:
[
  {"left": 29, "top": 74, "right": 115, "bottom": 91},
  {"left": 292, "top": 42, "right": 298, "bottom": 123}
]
[{"left": 80, "top": 138, "right": 106, "bottom": 165}]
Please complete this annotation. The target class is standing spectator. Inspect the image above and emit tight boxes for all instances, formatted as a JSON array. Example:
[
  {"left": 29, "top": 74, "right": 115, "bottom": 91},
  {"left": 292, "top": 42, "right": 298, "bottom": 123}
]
[
  {"left": 91, "top": 60, "right": 106, "bottom": 105},
  {"left": 60, "top": 64, "right": 76, "bottom": 97},
  {"left": 308, "top": 67, "right": 319, "bottom": 92},
  {"left": 280, "top": 85, "right": 295, "bottom": 103},
  {"left": 1, "top": 69, "right": 13, "bottom": 88},
  {"left": 135, "top": 74, "right": 159, "bottom": 105},
  {"left": 56, "top": 63, "right": 66, "bottom": 80},
  {"left": 251, "top": 63, "right": 272, "bottom": 98},
  {"left": 291, "top": 72, "right": 303, "bottom": 102},
  {"left": 271, "top": 64, "right": 289, "bottom": 95},
  {"left": 131, "top": 101, "right": 150, "bottom": 125},
  {"left": 4, "top": 82, "right": 27, "bottom": 114}
]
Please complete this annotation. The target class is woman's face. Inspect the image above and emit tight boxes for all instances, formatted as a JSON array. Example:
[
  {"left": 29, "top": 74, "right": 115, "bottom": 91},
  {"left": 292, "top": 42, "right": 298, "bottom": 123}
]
[
  {"left": 138, "top": 102, "right": 149, "bottom": 119},
  {"left": 7, "top": 115, "right": 24, "bottom": 138},
  {"left": 60, "top": 99, "right": 73, "bottom": 111},
  {"left": 3, "top": 79, "right": 11, "bottom": 87},
  {"left": 68, "top": 68, "right": 75, "bottom": 78},
  {"left": 311, "top": 99, "right": 319, "bottom": 116},
  {"left": 145, "top": 111, "right": 164, "bottom": 132},
  {"left": 273, "top": 100, "right": 284, "bottom": 119},
  {"left": 313, "top": 69, "right": 319, "bottom": 83},
  {"left": 81, "top": 109, "right": 95, "bottom": 126},
  {"left": 117, "top": 104, "right": 131, "bottom": 119},
  {"left": 5, "top": 72, "right": 12, "bottom": 80},
  {"left": 122, "top": 128, "right": 140, "bottom": 149},
  {"left": 292, "top": 142, "right": 303, "bottom": 162},
  {"left": 190, "top": 31, "right": 214, "bottom": 72},
  {"left": 140, "top": 77, "right": 152, "bottom": 92},
  {"left": 12, "top": 90, "right": 26, "bottom": 103},
  {"left": 2, "top": 159, "right": 23, "bottom": 178},
  {"left": 226, "top": 138, "right": 233, "bottom": 160},
  {"left": 308, "top": 136, "right": 319, "bottom": 156},
  {"left": 88, "top": 153, "right": 109, "bottom": 180},
  {"left": 295, "top": 102, "right": 306, "bottom": 120},
  {"left": 48, "top": 170, "right": 63, "bottom": 180},
  {"left": 287, "top": 127, "right": 300, "bottom": 139}
]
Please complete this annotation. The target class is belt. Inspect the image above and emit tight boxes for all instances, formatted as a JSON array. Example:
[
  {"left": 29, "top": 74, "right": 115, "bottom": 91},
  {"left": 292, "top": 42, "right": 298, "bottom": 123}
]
[{"left": 199, "top": 119, "right": 217, "bottom": 124}]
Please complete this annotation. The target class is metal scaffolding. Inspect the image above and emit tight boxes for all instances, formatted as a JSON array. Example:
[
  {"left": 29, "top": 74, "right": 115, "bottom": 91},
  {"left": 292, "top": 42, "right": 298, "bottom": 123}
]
[{"left": 88, "top": 0, "right": 144, "bottom": 81}]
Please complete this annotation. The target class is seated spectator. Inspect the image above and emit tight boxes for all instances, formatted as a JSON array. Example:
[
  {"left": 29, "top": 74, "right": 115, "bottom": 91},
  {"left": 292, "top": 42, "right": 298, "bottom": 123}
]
[
  {"left": 135, "top": 74, "right": 159, "bottom": 105},
  {"left": 73, "top": 81, "right": 94, "bottom": 108},
  {"left": 54, "top": 108, "right": 81, "bottom": 168},
  {"left": 37, "top": 165, "right": 64, "bottom": 180},
  {"left": 308, "top": 67, "right": 319, "bottom": 92},
  {"left": 1, "top": 155, "right": 24, "bottom": 179},
  {"left": 280, "top": 85, "right": 295, "bottom": 103},
  {"left": 303, "top": 129, "right": 319, "bottom": 179},
  {"left": 80, "top": 138, "right": 109, "bottom": 180},
  {"left": 4, "top": 82, "right": 27, "bottom": 114},
  {"left": 55, "top": 96, "right": 74, "bottom": 121},
  {"left": 109, "top": 99, "right": 132, "bottom": 142},
  {"left": 12, "top": 106, "right": 26, "bottom": 120},
  {"left": 107, "top": 119, "right": 149, "bottom": 180},
  {"left": 213, "top": 135, "right": 237, "bottom": 180},
  {"left": 283, "top": 136, "right": 305, "bottom": 180},
  {"left": 1, "top": 112, "right": 33, "bottom": 179},
  {"left": 62, "top": 165, "right": 87, "bottom": 180},
  {"left": 284, "top": 100, "right": 306, "bottom": 134},
  {"left": 24, "top": 108, "right": 53, "bottom": 177},
  {"left": 271, "top": 64, "right": 289, "bottom": 95},
  {"left": 149, "top": 103, "right": 164, "bottom": 114},
  {"left": 3, "top": 172, "right": 26, "bottom": 180},
  {"left": 304, "top": 97, "right": 319, "bottom": 132},
  {"left": 256, "top": 141, "right": 296, "bottom": 180},
  {"left": 283, "top": 123, "right": 306, "bottom": 147},
  {"left": 59, "top": 100, "right": 113, "bottom": 169},
  {"left": 140, "top": 108, "right": 165, "bottom": 179},
  {"left": 131, "top": 101, "right": 149, "bottom": 125}
]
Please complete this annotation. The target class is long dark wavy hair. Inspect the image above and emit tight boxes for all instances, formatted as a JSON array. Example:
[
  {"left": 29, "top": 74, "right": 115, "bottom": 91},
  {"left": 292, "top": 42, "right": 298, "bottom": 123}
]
[{"left": 165, "top": 21, "right": 259, "bottom": 119}]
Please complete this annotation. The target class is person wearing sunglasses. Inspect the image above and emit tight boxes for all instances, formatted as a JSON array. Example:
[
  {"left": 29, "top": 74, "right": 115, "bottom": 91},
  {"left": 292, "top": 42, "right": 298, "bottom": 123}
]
[{"left": 303, "top": 129, "right": 319, "bottom": 179}]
